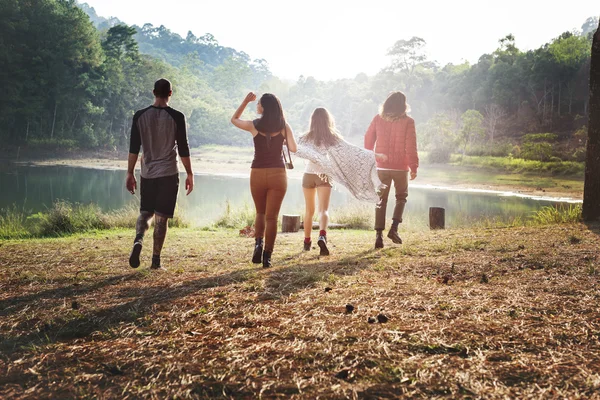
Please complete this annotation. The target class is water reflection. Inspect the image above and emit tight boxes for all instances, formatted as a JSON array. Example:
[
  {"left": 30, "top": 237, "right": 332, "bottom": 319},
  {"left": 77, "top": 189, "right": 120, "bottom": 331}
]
[{"left": 0, "top": 165, "right": 565, "bottom": 227}]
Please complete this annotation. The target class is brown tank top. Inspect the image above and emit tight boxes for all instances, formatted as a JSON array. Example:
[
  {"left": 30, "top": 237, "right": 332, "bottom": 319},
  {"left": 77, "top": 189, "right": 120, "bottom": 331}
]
[{"left": 251, "top": 119, "right": 285, "bottom": 168}]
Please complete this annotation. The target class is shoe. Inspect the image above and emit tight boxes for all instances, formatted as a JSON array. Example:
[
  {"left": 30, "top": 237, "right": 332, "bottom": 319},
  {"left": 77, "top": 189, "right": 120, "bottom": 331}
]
[
  {"left": 387, "top": 229, "right": 403, "bottom": 244},
  {"left": 252, "top": 242, "right": 263, "bottom": 264},
  {"left": 303, "top": 241, "right": 312, "bottom": 251},
  {"left": 150, "top": 260, "right": 166, "bottom": 271},
  {"left": 262, "top": 251, "right": 272, "bottom": 268},
  {"left": 129, "top": 241, "right": 142, "bottom": 268},
  {"left": 375, "top": 234, "right": 384, "bottom": 249},
  {"left": 317, "top": 236, "right": 330, "bottom": 256}
]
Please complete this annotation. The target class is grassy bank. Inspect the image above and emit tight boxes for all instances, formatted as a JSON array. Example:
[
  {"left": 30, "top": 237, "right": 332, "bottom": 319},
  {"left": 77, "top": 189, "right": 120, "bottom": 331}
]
[
  {"left": 1, "top": 222, "right": 599, "bottom": 398},
  {"left": 1, "top": 200, "right": 583, "bottom": 240},
  {"left": 0, "top": 201, "right": 187, "bottom": 240},
  {"left": 450, "top": 154, "right": 585, "bottom": 176}
]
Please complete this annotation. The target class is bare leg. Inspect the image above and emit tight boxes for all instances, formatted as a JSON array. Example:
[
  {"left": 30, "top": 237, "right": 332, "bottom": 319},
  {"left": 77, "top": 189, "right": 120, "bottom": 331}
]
[
  {"left": 316, "top": 186, "right": 331, "bottom": 231},
  {"left": 303, "top": 187, "right": 316, "bottom": 240},
  {"left": 316, "top": 186, "right": 332, "bottom": 256}
]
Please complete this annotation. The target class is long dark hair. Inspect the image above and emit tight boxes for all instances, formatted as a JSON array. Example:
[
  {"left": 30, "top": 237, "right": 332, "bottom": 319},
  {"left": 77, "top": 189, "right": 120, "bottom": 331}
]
[
  {"left": 255, "top": 93, "right": 286, "bottom": 135},
  {"left": 380, "top": 91, "right": 410, "bottom": 121},
  {"left": 302, "top": 108, "right": 342, "bottom": 147}
]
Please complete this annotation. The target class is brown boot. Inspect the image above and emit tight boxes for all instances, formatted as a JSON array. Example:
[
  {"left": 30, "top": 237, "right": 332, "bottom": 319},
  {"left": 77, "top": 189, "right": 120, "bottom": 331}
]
[
  {"left": 375, "top": 231, "right": 384, "bottom": 249},
  {"left": 387, "top": 228, "right": 402, "bottom": 244}
]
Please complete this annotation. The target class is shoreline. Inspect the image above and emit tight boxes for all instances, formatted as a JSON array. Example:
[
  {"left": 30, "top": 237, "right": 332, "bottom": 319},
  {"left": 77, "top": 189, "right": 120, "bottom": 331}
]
[{"left": 9, "top": 155, "right": 584, "bottom": 202}]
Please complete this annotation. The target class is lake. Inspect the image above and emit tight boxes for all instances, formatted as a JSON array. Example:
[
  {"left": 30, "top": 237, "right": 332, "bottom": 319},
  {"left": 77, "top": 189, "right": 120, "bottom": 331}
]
[{"left": 0, "top": 165, "right": 573, "bottom": 229}]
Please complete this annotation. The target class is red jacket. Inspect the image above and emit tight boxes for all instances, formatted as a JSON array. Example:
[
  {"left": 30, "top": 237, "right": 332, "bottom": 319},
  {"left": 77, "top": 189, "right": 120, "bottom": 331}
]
[{"left": 364, "top": 114, "right": 419, "bottom": 172}]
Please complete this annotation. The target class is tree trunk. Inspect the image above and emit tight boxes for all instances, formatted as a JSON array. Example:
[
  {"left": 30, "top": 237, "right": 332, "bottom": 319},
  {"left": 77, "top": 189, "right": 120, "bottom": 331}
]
[
  {"left": 583, "top": 23, "right": 600, "bottom": 221},
  {"left": 558, "top": 80, "right": 562, "bottom": 117},
  {"left": 551, "top": 84, "right": 555, "bottom": 117},
  {"left": 51, "top": 101, "right": 57, "bottom": 139},
  {"left": 25, "top": 119, "right": 29, "bottom": 143},
  {"left": 543, "top": 78, "right": 547, "bottom": 120},
  {"left": 70, "top": 112, "right": 79, "bottom": 134},
  {"left": 585, "top": 99, "right": 589, "bottom": 116}
]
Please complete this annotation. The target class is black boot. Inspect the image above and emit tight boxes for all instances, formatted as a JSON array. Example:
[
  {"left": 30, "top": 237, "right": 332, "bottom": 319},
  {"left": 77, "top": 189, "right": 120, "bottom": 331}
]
[
  {"left": 262, "top": 250, "right": 272, "bottom": 268},
  {"left": 375, "top": 230, "right": 384, "bottom": 249},
  {"left": 252, "top": 238, "right": 263, "bottom": 264}
]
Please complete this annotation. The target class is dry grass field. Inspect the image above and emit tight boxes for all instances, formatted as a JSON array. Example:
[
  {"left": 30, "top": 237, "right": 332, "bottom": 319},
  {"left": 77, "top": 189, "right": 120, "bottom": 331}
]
[{"left": 1, "top": 223, "right": 599, "bottom": 398}]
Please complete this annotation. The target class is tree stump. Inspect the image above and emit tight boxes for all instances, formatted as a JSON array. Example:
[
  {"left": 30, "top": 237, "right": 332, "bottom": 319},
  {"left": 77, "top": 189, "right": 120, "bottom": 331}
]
[
  {"left": 282, "top": 215, "right": 301, "bottom": 233},
  {"left": 429, "top": 207, "right": 445, "bottom": 230}
]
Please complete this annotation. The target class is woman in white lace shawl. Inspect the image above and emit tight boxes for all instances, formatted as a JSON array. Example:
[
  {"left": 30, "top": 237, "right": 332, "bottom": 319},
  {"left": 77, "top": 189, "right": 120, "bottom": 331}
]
[{"left": 293, "top": 108, "right": 387, "bottom": 255}]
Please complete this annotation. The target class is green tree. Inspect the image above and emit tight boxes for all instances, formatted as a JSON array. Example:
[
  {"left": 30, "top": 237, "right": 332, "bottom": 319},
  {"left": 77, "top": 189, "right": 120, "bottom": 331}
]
[
  {"left": 549, "top": 33, "right": 590, "bottom": 116},
  {"left": 0, "top": 0, "right": 103, "bottom": 144},
  {"left": 458, "top": 110, "right": 485, "bottom": 157},
  {"left": 520, "top": 133, "right": 557, "bottom": 161}
]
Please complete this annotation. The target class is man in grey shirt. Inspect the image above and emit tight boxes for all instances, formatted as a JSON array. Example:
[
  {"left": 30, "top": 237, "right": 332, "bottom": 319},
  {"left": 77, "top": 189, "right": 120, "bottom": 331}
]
[{"left": 126, "top": 78, "right": 194, "bottom": 270}]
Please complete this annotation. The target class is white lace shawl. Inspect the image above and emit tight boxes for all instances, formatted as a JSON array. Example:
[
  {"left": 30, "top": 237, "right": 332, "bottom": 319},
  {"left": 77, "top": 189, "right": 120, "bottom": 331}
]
[{"left": 294, "top": 138, "right": 383, "bottom": 203}]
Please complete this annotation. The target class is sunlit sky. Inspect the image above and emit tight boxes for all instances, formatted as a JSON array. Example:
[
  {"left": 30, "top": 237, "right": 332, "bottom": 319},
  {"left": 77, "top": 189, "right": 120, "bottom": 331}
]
[{"left": 83, "top": 0, "right": 598, "bottom": 81}]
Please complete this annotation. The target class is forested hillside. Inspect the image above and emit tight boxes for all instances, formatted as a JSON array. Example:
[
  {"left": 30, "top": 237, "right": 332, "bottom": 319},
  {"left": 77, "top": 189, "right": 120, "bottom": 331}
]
[
  {"left": 0, "top": 0, "right": 271, "bottom": 150},
  {"left": 0, "top": 0, "right": 597, "bottom": 164}
]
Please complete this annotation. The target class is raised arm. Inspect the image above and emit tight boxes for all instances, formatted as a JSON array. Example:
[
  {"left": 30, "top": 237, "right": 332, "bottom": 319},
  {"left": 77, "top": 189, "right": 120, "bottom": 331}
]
[
  {"left": 231, "top": 92, "right": 258, "bottom": 135},
  {"left": 284, "top": 122, "right": 297, "bottom": 153},
  {"left": 364, "top": 116, "right": 377, "bottom": 150}
]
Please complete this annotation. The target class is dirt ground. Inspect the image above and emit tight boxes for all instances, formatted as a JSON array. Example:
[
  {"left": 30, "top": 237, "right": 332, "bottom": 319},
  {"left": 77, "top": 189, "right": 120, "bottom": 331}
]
[{"left": 1, "top": 223, "right": 599, "bottom": 398}]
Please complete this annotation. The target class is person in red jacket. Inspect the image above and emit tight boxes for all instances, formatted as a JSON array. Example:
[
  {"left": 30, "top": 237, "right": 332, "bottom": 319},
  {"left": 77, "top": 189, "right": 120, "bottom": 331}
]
[{"left": 364, "top": 91, "right": 419, "bottom": 249}]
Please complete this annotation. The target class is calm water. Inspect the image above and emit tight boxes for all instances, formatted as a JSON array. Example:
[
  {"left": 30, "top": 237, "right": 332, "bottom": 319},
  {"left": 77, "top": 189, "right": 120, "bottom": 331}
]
[{"left": 0, "top": 165, "right": 568, "bottom": 228}]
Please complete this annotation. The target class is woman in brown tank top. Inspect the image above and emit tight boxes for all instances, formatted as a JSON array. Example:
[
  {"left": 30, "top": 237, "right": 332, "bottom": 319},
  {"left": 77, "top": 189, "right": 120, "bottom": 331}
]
[{"left": 231, "top": 92, "right": 298, "bottom": 268}]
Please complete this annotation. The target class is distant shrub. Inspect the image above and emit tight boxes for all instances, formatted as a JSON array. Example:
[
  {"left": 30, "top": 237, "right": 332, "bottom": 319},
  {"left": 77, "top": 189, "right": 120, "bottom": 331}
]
[
  {"left": 33, "top": 201, "right": 109, "bottom": 236},
  {"left": 531, "top": 205, "right": 582, "bottom": 225},
  {"left": 331, "top": 202, "right": 373, "bottom": 230},
  {"left": 0, "top": 206, "right": 31, "bottom": 239},
  {"left": 213, "top": 200, "right": 255, "bottom": 229},
  {"left": 466, "top": 141, "right": 513, "bottom": 157},
  {"left": 0, "top": 200, "right": 190, "bottom": 239},
  {"left": 453, "top": 155, "right": 584, "bottom": 176},
  {"left": 27, "top": 138, "right": 78, "bottom": 150},
  {"left": 572, "top": 148, "right": 586, "bottom": 162},
  {"left": 520, "top": 133, "right": 558, "bottom": 162},
  {"left": 428, "top": 147, "right": 452, "bottom": 164},
  {"left": 511, "top": 145, "right": 521, "bottom": 158},
  {"left": 102, "top": 204, "right": 187, "bottom": 229}
]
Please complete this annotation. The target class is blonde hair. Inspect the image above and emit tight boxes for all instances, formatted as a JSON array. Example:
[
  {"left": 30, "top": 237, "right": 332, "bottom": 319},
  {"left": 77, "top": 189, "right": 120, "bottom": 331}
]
[
  {"left": 379, "top": 91, "right": 411, "bottom": 121},
  {"left": 302, "top": 108, "right": 342, "bottom": 147}
]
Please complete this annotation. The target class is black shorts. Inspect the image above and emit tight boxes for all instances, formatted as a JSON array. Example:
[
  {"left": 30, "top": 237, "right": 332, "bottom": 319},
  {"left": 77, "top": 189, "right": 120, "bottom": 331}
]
[{"left": 140, "top": 174, "right": 179, "bottom": 218}]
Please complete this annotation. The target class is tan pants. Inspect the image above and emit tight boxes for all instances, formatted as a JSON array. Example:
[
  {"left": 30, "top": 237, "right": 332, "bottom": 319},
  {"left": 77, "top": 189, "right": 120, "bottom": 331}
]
[
  {"left": 375, "top": 170, "right": 408, "bottom": 230},
  {"left": 250, "top": 168, "right": 287, "bottom": 252}
]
